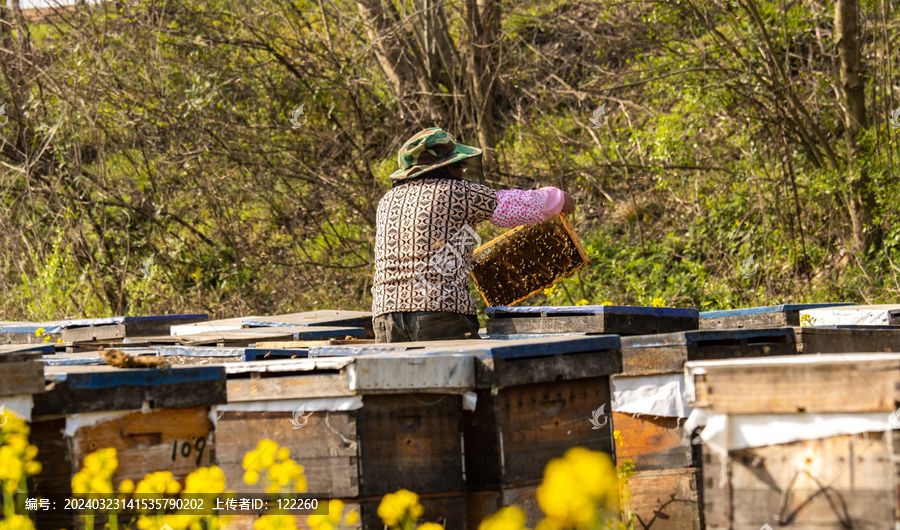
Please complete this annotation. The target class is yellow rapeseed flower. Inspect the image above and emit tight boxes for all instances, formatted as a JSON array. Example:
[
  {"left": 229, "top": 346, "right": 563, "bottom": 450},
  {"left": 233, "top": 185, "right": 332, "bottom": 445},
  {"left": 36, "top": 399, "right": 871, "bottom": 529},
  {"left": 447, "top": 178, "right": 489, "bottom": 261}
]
[
  {"left": 34, "top": 328, "right": 45, "bottom": 337},
  {"left": 536, "top": 448, "right": 619, "bottom": 529},
  {"left": 377, "top": 489, "right": 424, "bottom": 528},
  {"left": 478, "top": 506, "right": 528, "bottom": 530},
  {"left": 650, "top": 297, "right": 665, "bottom": 307},
  {"left": 416, "top": 524, "right": 444, "bottom": 530}
]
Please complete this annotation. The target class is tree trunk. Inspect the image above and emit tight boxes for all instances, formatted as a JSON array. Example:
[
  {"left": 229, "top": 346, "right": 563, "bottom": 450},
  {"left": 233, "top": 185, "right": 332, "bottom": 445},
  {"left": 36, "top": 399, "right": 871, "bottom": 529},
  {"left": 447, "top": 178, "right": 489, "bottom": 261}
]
[
  {"left": 464, "top": 0, "right": 499, "bottom": 170},
  {"left": 835, "top": 0, "right": 879, "bottom": 253}
]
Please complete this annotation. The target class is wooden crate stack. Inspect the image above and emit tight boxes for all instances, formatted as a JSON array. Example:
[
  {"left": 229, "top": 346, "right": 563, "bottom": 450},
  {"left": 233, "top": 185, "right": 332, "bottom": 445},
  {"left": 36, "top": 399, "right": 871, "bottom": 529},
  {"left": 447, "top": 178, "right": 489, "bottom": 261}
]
[
  {"left": 214, "top": 351, "right": 475, "bottom": 530},
  {"left": 685, "top": 354, "right": 900, "bottom": 529},
  {"left": 614, "top": 327, "right": 797, "bottom": 530},
  {"left": 29, "top": 363, "right": 226, "bottom": 530},
  {"left": 446, "top": 336, "right": 622, "bottom": 529}
]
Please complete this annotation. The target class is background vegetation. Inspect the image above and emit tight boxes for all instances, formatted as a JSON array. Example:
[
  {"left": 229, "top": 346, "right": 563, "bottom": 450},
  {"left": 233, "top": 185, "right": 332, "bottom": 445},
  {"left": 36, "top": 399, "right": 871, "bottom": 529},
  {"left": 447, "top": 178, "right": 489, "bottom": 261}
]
[{"left": 1, "top": 0, "right": 898, "bottom": 321}]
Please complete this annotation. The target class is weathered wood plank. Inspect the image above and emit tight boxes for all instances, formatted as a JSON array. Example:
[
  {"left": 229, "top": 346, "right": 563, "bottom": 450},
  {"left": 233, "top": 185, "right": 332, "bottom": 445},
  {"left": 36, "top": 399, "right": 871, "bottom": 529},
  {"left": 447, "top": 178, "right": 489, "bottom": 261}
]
[
  {"left": 487, "top": 306, "right": 699, "bottom": 336},
  {"left": 471, "top": 214, "right": 590, "bottom": 307},
  {"left": 59, "top": 314, "right": 209, "bottom": 342},
  {"left": 240, "top": 311, "right": 374, "bottom": 338},
  {"left": 175, "top": 330, "right": 296, "bottom": 346},
  {"left": 699, "top": 303, "right": 853, "bottom": 329},
  {"left": 702, "top": 432, "right": 899, "bottom": 529},
  {"left": 215, "top": 410, "right": 359, "bottom": 498},
  {"left": 170, "top": 317, "right": 258, "bottom": 337},
  {"left": 357, "top": 393, "right": 465, "bottom": 496},
  {"left": 685, "top": 354, "right": 900, "bottom": 413},
  {"left": 620, "top": 328, "right": 796, "bottom": 375},
  {"left": 351, "top": 354, "right": 475, "bottom": 393},
  {"left": 465, "top": 377, "right": 613, "bottom": 489},
  {"left": 34, "top": 365, "right": 226, "bottom": 414},
  {"left": 31, "top": 407, "right": 214, "bottom": 530},
  {"left": 0, "top": 343, "right": 55, "bottom": 355},
  {"left": 628, "top": 467, "right": 702, "bottom": 530},
  {"left": 612, "top": 412, "right": 695, "bottom": 471},
  {"left": 253, "top": 339, "right": 375, "bottom": 349},
  {"left": 0, "top": 360, "right": 44, "bottom": 395}
]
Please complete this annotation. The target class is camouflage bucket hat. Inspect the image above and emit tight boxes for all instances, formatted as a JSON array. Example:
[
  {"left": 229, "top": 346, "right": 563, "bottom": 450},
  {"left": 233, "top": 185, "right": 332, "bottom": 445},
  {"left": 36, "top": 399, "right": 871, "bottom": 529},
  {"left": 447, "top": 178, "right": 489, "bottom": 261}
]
[{"left": 390, "top": 127, "right": 484, "bottom": 184}]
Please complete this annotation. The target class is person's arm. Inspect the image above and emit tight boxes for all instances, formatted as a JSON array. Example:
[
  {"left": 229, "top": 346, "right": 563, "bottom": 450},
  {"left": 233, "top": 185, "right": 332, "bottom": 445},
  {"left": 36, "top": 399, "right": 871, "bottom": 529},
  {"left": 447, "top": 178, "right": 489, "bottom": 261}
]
[{"left": 489, "top": 187, "right": 575, "bottom": 228}]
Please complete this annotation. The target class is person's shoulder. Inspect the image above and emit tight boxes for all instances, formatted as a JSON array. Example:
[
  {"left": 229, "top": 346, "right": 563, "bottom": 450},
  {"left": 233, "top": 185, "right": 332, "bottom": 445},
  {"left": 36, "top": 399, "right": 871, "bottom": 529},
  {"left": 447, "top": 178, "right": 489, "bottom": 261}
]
[{"left": 460, "top": 179, "right": 496, "bottom": 196}]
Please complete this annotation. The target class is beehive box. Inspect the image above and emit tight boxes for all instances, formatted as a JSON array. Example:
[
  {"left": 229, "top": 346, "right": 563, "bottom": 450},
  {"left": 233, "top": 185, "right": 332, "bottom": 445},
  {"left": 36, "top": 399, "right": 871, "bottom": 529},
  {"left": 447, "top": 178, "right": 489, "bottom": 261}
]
[
  {"left": 471, "top": 214, "right": 589, "bottom": 306},
  {"left": 685, "top": 354, "right": 900, "bottom": 529},
  {"left": 487, "top": 305, "right": 699, "bottom": 336},
  {"left": 30, "top": 364, "right": 226, "bottom": 530},
  {"left": 799, "top": 303, "right": 900, "bottom": 327},
  {"left": 0, "top": 344, "right": 47, "bottom": 429},
  {"left": 791, "top": 325, "right": 900, "bottom": 353},
  {"left": 215, "top": 354, "right": 474, "bottom": 530},
  {"left": 609, "top": 328, "right": 795, "bottom": 530},
  {"left": 619, "top": 327, "right": 796, "bottom": 376},
  {"left": 699, "top": 303, "right": 852, "bottom": 329},
  {"left": 452, "top": 336, "right": 619, "bottom": 529},
  {"left": 293, "top": 335, "right": 621, "bottom": 530}
]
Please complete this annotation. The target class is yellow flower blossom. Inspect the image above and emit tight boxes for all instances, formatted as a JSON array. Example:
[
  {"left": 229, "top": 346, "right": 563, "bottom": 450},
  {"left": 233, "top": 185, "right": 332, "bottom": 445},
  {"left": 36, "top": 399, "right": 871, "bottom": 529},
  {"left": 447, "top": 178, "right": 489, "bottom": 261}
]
[
  {"left": 308, "top": 499, "right": 360, "bottom": 530},
  {"left": 377, "top": 489, "right": 424, "bottom": 529},
  {"left": 416, "top": 524, "right": 444, "bottom": 530},
  {"left": 72, "top": 448, "right": 117, "bottom": 496},
  {"left": 601, "top": 301, "right": 614, "bottom": 305},
  {"left": 536, "top": 448, "right": 619, "bottom": 529},
  {"left": 575, "top": 299, "right": 590, "bottom": 306},
  {"left": 34, "top": 328, "right": 45, "bottom": 337},
  {"left": 243, "top": 440, "right": 307, "bottom": 495},
  {"left": 478, "top": 506, "right": 528, "bottom": 530},
  {"left": 0, "top": 514, "right": 36, "bottom": 530},
  {"left": 650, "top": 297, "right": 665, "bottom": 307}
]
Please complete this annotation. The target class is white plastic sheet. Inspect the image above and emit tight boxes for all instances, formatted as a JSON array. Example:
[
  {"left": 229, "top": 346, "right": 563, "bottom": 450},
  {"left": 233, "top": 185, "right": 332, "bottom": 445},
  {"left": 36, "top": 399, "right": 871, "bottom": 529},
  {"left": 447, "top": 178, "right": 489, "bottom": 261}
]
[
  {"left": 0, "top": 395, "right": 34, "bottom": 423},
  {"left": 697, "top": 411, "right": 893, "bottom": 459},
  {"left": 611, "top": 373, "right": 693, "bottom": 418},
  {"left": 800, "top": 304, "right": 900, "bottom": 326}
]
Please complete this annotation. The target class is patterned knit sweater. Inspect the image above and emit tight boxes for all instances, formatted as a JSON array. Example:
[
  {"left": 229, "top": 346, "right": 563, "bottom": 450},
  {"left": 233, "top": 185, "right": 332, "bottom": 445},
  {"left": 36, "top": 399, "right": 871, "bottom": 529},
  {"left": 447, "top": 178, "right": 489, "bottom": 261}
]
[{"left": 372, "top": 177, "right": 566, "bottom": 317}]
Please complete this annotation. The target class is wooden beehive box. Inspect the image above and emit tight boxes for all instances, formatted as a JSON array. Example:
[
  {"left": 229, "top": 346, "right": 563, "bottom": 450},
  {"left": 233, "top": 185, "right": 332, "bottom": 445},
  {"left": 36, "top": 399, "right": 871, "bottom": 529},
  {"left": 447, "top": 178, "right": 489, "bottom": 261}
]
[
  {"left": 471, "top": 214, "right": 589, "bottom": 307},
  {"left": 487, "top": 305, "right": 699, "bottom": 336},
  {"left": 699, "top": 303, "right": 853, "bottom": 329},
  {"left": 295, "top": 336, "right": 621, "bottom": 530},
  {"left": 608, "top": 328, "right": 796, "bottom": 530},
  {"left": 685, "top": 354, "right": 900, "bottom": 529},
  {"left": 452, "top": 337, "right": 619, "bottom": 528},
  {"left": 215, "top": 354, "right": 473, "bottom": 530},
  {"left": 30, "top": 364, "right": 225, "bottom": 530},
  {"left": 791, "top": 325, "right": 900, "bottom": 353},
  {"left": 619, "top": 327, "right": 796, "bottom": 376}
]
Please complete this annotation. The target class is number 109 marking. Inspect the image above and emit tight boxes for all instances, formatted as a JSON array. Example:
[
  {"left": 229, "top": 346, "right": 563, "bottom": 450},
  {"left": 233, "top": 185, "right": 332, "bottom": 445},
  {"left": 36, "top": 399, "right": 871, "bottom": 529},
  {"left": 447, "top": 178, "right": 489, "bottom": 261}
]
[{"left": 172, "top": 437, "right": 207, "bottom": 466}]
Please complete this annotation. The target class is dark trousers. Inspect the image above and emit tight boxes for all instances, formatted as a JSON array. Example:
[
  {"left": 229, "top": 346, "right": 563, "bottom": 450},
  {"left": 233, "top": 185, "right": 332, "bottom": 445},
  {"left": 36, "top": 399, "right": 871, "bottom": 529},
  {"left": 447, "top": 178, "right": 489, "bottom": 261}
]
[{"left": 374, "top": 311, "right": 481, "bottom": 343}]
